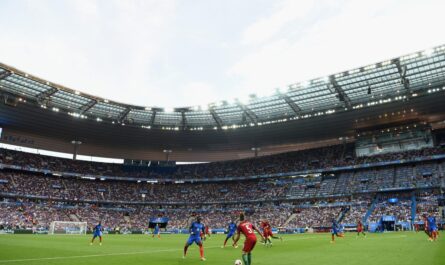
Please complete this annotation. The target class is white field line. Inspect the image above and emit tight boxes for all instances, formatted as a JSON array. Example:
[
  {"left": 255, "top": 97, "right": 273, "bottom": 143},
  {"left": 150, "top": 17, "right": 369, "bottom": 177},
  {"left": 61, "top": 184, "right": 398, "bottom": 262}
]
[
  {"left": 360, "top": 235, "right": 408, "bottom": 240},
  {"left": 269, "top": 234, "right": 407, "bottom": 242},
  {"left": 0, "top": 234, "right": 408, "bottom": 263},
  {"left": 0, "top": 242, "right": 231, "bottom": 264},
  {"left": 281, "top": 236, "right": 317, "bottom": 241},
  {"left": 0, "top": 247, "right": 190, "bottom": 263}
]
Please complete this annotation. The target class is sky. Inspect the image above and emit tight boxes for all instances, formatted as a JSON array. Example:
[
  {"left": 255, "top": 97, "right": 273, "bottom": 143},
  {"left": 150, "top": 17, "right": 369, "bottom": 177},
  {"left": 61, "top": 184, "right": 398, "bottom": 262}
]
[{"left": 0, "top": 0, "right": 445, "bottom": 109}]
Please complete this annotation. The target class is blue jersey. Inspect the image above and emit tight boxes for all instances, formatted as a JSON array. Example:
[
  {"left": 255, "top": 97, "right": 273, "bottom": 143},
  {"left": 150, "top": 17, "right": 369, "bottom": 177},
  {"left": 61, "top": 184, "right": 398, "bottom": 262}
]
[
  {"left": 186, "top": 222, "right": 205, "bottom": 246},
  {"left": 189, "top": 222, "right": 205, "bottom": 237},
  {"left": 93, "top": 224, "right": 102, "bottom": 237},
  {"left": 94, "top": 224, "right": 102, "bottom": 233},
  {"left": 427, "top": 217, "right": 437, "bottom": 230},
  {"left": 332, "top": 221, "right": 340, "bottom": 234},
  {"left": 226, "top": 222, "right": 237, "bottom": 237},
  {"left": 154, "top": 225, "right": 160, "bottom": 232},
  {"left": 228, "top": 222, "right": 237, "bottom": 233}
]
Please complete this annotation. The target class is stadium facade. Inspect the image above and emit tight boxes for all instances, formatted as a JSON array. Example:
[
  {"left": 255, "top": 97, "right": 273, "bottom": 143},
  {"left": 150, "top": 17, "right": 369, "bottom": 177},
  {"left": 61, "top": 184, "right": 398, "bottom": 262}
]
[
  {"left": 0, "top": 45, "right": 445, "bottom": 161},
  {"left": 0, "top": 45, "right": 444, "bottom": 234}
]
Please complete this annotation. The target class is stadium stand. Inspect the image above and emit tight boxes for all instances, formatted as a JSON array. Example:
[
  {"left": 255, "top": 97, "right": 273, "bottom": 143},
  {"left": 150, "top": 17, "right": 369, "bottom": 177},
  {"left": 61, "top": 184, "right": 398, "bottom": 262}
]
[
  {"left": 1, "top": 45, "right": 445, "bottom": 235},
  {"left": 1, "top": 144, "right": 444, "bottom": 232}
]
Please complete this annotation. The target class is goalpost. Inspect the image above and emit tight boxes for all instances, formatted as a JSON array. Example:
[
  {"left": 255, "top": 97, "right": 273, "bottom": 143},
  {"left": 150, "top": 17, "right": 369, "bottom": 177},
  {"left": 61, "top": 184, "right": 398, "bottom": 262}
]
[{"left": 49, "top": 221, "right": 87, "bottom": 235}]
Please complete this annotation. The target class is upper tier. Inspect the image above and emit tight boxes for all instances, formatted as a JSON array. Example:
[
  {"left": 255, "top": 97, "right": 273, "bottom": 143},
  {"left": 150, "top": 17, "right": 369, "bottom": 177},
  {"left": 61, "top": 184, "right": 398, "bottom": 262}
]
[
  {"left": 1, "top": 45, "right": 445, "bottom": 161},
  {"left": 1, "top": 45, "right": 445, "bottom": 130},
  {"left": 1, "top": 145, "right": 445, "bottom": 182}
]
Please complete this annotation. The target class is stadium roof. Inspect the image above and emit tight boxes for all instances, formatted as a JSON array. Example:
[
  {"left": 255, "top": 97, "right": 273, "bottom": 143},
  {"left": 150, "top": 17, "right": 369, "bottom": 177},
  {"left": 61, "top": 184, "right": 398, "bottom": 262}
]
[
  {"left": 1, "top": 45, "right": 445, "bottom": 131},
  {"left": 1, "top": 45, "right": 445, "bottom": 161}
]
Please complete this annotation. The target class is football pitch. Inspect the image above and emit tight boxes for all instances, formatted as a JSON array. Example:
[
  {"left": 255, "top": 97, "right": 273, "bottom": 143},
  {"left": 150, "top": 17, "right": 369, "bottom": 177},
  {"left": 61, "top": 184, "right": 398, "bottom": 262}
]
[{"left": 0, "top": 232, "right": 443, "bottom": 265}]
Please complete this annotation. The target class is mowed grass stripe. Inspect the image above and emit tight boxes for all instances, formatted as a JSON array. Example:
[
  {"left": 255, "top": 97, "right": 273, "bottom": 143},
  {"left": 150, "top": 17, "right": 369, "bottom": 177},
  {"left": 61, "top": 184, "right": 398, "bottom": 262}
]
[
  {"left": 0, "top": 233, "right": 442, "bottom": 265},
  {"left": 0, "top": 235, "right": 326, "bottom": 263}
]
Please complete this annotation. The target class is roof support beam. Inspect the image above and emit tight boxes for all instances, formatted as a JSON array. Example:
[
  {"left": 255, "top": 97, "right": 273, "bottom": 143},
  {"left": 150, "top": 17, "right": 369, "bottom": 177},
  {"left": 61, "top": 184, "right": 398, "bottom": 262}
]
[
  {"left": 209, "top": 107, "right": 223, "bottom": 129},
  {"left": 118, "top": 107, "right": 131, "bottom": 123},
  {"left": 278, "top": 92, "right": 301, "bottom": 114},
  {"left": 79, "top": 99, "right": 97, "bottom": 114},
  {"left": 329, "top": 76, "right": 351, "bottom": 108},
  {"left": 181, "top": 111, "right": 187, "bottom": 130},
  {"left": 150, "top": 108, "right": 162, "bottom": 126},
  {"left": 236, "top": 101, "right": 258, "bottom": 124},
  {"left": 36, "top": 87, "right": 58, "bottom": 105},
  {"left": 175, "top": 108, "right": 190, "bottom": 130},
  {"left": 394, "top": 59, "right": 410, "bottom": 90},
  {"left": 150, "top": 112, "right": 157, "bottom": 126},
  {"left": 0, "top": 71, "right": 11, "bottom": 80}
]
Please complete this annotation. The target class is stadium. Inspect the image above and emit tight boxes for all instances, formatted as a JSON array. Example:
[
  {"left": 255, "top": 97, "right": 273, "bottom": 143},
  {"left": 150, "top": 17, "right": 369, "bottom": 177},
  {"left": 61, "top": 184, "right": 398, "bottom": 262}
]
[{"left": 0, "top": 1, "right": 444, "bottom": 265}]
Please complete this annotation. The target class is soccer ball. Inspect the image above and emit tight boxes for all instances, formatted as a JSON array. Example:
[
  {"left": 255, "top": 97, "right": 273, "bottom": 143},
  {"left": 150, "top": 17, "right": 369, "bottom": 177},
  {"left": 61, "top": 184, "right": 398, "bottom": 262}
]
[{"left": 234, "top": 259, "right": 243, "bottom": 265}]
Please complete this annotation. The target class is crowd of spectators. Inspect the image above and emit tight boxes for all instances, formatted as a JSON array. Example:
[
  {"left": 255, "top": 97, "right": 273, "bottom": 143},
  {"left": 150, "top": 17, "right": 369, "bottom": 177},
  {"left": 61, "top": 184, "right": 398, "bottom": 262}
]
[
  {"left": 286, "top": 196, "right": 372, "bottom": 228},
  {"left": 1, "top": 191, "right": 439, "bottom": 232},
  {"left": 0, "top": 159, "right": 442, "bottom": 204},
  {"left": 0, "top": 171, "right": 290, "bottom": 203},
  {"left": 0, "top": 199, "right": 293, "bottom": 231},
  {"left": 1, "top": 145, "right": 444, "bottom": 180},
  {"left": 0, "top": 145, "right": 443, "bottom": 232},
  {"left": 368, "top": 201, "right": 412, "bottom": 223},
  {"left": 415, "top": 191, "right": 442, "bottom": 222}
]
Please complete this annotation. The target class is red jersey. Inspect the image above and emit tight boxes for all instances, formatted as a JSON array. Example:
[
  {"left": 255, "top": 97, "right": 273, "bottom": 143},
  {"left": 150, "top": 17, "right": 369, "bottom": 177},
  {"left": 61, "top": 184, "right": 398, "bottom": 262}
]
[
  {"left": 260, "top": 220, "right": 273, "bottom": 237},
  {"left": 357, "top": 222, "right": 363, "bottom": 230},
  {"left": 423, "top": 217, "right": 429, "bottom": 230},
  {"left": 261, "top": 221, "right": 271, "bottom": 231},
  {"left": 238, "top": 221, "right": 257, "bottom": 239}
]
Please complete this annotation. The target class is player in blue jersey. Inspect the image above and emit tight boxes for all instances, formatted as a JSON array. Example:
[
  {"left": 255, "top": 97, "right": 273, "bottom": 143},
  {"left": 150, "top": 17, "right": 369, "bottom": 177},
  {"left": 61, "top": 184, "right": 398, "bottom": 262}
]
[
  {"left": 330, "top": 219, "right": 344, "bottom": 243},
  {"left": 183, "top": 216, "right": 206, "bottom": 261},
  {"left": 222, "top": 219, "right": 238, "bottom": 248},
  {"left": 90, "top": 222, "right": 103, "bottom": 245},
  {"left": 152, "top": 223, "right": 161, "bottom": 239},
  {"left": 427, "top": 215, "right": 438, "bottom": 241}
]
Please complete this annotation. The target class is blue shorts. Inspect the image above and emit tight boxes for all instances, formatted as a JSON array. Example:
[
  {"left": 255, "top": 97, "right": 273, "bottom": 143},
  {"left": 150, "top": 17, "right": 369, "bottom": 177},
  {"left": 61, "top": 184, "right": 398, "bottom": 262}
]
[
  {"left": 93, "top": 231, "right": 102, "bottom": 237},
  {"left": 429, "top": 226, "right": 437, "bottom": 232},
  {"left": 331, "top": 229, "right": 339, "bottom": 235},
  {"left": 186, "top": 236, "right": 202, "bottom": 246},
  {"left": 226, "top": 232, "right": 235, "bottom": 238}
]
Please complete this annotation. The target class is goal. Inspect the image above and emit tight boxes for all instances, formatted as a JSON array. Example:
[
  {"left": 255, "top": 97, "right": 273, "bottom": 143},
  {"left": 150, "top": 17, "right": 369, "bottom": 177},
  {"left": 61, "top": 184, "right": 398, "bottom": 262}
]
[{"left": 49, "top": 221, "right": 87, "bottom": 235}]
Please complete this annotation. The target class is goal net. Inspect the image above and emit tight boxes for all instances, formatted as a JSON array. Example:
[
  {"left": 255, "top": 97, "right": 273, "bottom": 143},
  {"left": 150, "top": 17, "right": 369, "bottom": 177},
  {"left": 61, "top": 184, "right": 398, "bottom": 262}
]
[{"left": 49, "top": 221, "right": 87, "bottom": 235}]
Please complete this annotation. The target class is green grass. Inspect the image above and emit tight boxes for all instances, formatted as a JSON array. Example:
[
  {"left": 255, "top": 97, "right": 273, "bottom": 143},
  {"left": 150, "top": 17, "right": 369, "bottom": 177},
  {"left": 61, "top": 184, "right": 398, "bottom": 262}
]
[{"left": 0, "top": 232, "right": 443, "bottom": 265}]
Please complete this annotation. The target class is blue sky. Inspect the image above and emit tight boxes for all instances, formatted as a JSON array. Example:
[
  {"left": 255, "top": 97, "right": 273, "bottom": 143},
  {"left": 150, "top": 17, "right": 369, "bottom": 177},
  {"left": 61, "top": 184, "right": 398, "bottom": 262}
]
[{"left": 1, "top": 0, "right": 445, "bottom": 109}]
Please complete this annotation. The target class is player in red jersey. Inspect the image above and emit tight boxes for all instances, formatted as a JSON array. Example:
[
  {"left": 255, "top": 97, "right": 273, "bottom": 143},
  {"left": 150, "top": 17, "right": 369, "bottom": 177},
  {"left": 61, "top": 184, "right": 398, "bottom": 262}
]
[
  {"left": 260, "top": 220, "right": 282, "bottom": 246},
  {"left": 356, "top": 220, "right": 366, "bottom": 237},
  {"left": 205, "top": 225, "right": 211, "bottom": 237},
  {"left": 200, "top": 224, "right": 211, "bottom": 241},
  {"left": 422, "top": 214, "right": 431, "bottom": 239},
  {"left": 233, "top": 213, "right": 264, "bottom": 265},
  {"left": 260, "top": 221, "right": 270, "bottom": 245},
  {"left": 200, "top": 230, "right": 205, "bottom": 241}
]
